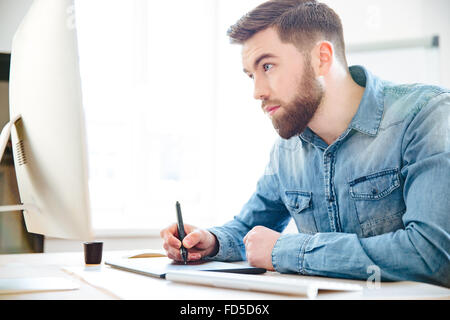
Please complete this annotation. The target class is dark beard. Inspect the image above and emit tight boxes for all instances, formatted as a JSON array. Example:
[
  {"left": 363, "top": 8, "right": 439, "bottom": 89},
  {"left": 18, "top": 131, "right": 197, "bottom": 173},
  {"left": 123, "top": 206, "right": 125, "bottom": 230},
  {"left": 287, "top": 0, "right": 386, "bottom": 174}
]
[{"left": 271, "top": 61, "right": 324, "bottom": 140}]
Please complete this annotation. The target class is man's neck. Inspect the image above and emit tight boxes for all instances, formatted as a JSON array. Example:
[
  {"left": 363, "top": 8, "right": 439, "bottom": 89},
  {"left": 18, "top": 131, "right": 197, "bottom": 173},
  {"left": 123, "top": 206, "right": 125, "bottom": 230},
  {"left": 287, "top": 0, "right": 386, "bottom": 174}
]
[{"left": 308, "top": 67, "right": 365, "bottom": 146}]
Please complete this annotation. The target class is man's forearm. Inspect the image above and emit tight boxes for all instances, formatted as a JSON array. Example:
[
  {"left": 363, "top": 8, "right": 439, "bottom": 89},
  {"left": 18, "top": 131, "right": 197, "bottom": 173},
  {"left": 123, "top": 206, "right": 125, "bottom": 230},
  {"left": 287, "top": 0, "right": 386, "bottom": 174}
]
[
  {"left": 205, "top": 218, "right": 250, "bottom": 262},
  {"left": 272, "top": 227, "right": 450, "bottom": 288}
]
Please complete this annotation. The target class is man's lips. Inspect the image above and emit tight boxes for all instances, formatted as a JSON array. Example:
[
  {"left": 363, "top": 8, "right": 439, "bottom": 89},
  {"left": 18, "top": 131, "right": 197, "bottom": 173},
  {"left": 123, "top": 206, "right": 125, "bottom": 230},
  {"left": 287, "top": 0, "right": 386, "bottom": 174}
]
[{"left": 264, "top": 105, "right": 281, "bottom": 116}]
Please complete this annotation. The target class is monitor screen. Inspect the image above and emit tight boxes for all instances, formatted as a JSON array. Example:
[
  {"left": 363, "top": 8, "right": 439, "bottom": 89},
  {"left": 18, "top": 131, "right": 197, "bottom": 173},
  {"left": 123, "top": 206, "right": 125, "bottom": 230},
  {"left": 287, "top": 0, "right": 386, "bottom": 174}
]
[{"left": 5, "top": 0, "right": 93, "bottom": 240}]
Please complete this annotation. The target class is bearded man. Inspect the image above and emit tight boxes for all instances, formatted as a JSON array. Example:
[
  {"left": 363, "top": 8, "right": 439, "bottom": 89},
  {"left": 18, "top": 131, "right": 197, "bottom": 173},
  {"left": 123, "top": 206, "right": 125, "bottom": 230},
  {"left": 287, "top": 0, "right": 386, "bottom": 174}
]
[{"left": 160, "top": 0, "right": 450, "bottom": 288}]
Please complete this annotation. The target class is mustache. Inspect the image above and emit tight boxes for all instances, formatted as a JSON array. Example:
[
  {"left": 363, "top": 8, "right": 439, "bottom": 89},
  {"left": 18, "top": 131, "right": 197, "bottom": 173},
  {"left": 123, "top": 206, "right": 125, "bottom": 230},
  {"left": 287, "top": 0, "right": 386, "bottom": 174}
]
[{"left": 261, "top": 100, "right": 284, "bottom": 109}]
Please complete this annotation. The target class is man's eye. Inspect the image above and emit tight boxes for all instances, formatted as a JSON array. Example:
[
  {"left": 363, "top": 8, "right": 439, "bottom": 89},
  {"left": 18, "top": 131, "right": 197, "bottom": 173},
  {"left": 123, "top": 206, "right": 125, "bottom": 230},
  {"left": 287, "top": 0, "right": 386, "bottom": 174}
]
[{"left": 263, "top": 63, "right": 273, "bottom": 72}]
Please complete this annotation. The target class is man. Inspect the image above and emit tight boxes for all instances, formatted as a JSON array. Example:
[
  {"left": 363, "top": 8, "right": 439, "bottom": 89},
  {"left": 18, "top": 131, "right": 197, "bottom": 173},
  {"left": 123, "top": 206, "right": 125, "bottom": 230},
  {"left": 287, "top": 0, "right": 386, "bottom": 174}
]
[{"left": 160, "top": 0, "right": 450, "bottom": 287}]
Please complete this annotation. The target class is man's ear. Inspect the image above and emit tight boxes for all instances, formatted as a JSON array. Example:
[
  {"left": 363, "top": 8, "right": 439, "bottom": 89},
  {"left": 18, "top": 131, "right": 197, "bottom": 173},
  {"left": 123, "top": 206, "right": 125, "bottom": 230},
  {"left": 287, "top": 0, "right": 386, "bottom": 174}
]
[{"left": 311, "top": 41, "right": 333, "bottom": 77}]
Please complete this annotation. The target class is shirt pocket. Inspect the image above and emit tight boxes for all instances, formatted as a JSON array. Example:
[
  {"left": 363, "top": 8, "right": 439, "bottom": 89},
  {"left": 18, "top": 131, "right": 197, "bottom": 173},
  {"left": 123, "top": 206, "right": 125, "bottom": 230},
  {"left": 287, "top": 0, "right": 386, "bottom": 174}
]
[
  {"left": 284, "top": 191, "right": 318, "bottom": 235},
  {"left": 349, "top": 168, "right": 406, "bottom": 237}
]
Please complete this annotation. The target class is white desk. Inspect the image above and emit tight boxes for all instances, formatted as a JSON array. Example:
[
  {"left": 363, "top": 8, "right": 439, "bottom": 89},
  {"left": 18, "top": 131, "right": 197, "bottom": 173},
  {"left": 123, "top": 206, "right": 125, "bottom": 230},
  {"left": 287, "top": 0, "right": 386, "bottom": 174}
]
[{"left": 0, "top": 250, "right": 449, "bottom": 300}]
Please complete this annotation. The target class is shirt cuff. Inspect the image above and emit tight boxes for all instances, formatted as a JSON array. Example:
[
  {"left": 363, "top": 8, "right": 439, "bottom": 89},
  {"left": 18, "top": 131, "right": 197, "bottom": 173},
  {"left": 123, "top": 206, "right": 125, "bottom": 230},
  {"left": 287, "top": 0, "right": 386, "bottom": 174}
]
[
  {"left": 272, "top": 233, "right": 312, "bottom": 274},
  {"left": 203, "top": 227, "right": 245, "bottom": 262}
]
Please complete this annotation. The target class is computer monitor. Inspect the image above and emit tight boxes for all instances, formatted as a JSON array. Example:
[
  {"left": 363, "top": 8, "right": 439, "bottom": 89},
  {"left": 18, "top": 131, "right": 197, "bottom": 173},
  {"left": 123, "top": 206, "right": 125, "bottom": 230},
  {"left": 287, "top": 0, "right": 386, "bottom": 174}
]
[{"left": 0, "top": 0, "right": 93, "bottom": 241}]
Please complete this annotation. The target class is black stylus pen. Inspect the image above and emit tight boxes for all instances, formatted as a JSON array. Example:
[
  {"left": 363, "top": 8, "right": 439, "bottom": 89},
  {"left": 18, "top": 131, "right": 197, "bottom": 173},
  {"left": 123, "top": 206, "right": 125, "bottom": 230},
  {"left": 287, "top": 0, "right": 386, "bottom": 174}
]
[{"left": 176, "top": 201, "right": 188, "bottom": 264}]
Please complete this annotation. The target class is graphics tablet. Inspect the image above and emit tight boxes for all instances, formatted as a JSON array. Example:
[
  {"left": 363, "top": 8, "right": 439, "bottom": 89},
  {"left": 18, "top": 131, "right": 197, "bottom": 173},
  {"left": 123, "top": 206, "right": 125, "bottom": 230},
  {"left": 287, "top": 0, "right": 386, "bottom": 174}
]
[{"left": 105, "top": 257, "right": 266, "bottom": 279}]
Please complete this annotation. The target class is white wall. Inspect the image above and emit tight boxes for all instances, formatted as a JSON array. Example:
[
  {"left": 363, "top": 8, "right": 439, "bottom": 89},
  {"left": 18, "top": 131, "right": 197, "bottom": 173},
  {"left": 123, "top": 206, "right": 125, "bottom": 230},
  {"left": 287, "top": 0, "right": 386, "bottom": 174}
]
[
  {"left": 421, "top": 0, "right": 450, "bottom": 87},
  {"left": 322, "top": 0, "right": 450, "bottom": 87},
  {"left": 0, "top": 0, "right": 33, "bottom": 53}
]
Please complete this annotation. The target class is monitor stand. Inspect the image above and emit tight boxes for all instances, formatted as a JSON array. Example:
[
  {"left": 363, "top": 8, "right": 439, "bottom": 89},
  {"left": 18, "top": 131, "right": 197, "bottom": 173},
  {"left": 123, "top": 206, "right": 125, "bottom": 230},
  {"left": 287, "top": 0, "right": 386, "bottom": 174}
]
[
  {"left": 1, "top": 116, "right": 70, "bottom": 294},
  {"left": 0, "top": 114, "right": 24, "bottom": 213},
  {"left": 0, "top": 114, "right": 21, "bottom": 166}
]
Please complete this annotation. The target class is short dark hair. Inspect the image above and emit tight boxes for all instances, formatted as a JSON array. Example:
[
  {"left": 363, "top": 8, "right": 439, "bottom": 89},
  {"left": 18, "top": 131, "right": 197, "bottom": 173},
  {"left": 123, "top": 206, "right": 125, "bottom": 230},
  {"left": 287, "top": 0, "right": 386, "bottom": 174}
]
[{"left": 227, "top": 0, "right": 347, "bottom": 67}]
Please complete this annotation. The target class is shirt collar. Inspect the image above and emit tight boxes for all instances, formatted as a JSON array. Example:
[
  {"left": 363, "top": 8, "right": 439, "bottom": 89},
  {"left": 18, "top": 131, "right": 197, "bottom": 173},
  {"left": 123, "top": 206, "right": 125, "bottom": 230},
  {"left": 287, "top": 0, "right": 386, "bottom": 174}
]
[
  {"left": 298, "top": 65, "right": 384, "bottom": 146},
  {"left": 347, "top": 65, "right": 385, "bottom": 136}
]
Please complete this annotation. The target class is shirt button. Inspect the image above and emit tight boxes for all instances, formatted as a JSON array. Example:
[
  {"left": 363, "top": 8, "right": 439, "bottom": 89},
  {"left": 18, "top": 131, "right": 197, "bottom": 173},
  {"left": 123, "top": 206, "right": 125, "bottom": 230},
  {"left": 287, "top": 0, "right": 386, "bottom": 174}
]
[{"left": 371, "top": 188, "right": 378, "bottom": 195}]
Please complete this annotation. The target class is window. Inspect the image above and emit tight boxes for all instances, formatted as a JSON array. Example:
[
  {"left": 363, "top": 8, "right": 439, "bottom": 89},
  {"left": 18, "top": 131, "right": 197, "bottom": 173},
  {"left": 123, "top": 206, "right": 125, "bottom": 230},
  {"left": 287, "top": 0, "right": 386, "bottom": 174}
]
[{"left": 75, "top": 0, "right": 273, "bottom": 234}]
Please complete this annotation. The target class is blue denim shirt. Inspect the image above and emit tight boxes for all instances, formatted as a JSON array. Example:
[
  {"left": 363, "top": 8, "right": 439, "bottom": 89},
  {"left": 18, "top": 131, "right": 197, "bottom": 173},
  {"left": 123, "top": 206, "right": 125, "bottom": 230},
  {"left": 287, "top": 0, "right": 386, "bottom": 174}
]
[{"left": 208, "top": 65, "right": 450, "bottom": 288}]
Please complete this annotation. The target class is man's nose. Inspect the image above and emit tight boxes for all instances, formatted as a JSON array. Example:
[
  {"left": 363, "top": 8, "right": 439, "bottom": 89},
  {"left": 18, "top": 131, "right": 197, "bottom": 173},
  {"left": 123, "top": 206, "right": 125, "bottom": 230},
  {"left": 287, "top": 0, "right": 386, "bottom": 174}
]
[{"left": 253, "top": 77, "right": 270, "bottom": 101}]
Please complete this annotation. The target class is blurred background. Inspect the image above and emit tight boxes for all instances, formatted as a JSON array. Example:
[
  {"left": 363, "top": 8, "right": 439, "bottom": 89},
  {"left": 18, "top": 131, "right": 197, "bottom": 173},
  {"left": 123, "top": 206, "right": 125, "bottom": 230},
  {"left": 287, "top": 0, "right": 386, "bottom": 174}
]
[{"left": 0, "top": 0, "right": 449, "bottom": 252}]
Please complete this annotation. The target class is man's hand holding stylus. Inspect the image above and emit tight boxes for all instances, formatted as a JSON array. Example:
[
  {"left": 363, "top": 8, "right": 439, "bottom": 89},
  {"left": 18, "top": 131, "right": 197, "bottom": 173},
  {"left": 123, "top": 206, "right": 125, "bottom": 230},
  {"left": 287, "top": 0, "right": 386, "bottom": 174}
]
[
  {"left": 160, "top": 223, "right": 218, "bottom": 262},
  {"left": 161, "top": 223, "right": 280, "bottom": 271}
]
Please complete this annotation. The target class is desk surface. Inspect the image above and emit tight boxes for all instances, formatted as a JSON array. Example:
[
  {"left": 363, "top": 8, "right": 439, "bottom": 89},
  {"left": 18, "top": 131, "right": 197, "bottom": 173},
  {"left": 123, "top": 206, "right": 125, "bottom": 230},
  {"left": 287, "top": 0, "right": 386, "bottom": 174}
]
[{"left": 1, "top": 250, "right": 449, "bottom": 300}]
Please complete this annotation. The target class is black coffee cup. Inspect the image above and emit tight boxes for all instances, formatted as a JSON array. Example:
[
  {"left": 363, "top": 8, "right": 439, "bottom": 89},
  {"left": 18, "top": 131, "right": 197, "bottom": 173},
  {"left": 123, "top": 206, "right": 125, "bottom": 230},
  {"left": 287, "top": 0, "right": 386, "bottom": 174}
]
[{"left": 83, "top": 241, "right": 103, "bottom": 265}]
